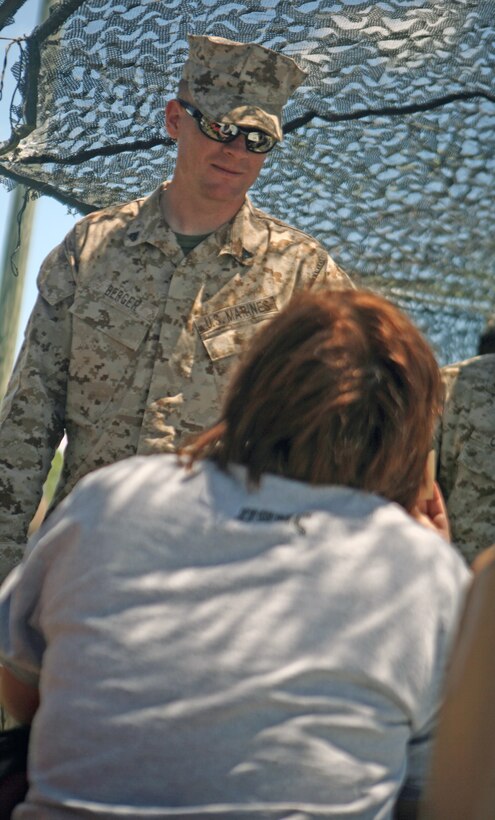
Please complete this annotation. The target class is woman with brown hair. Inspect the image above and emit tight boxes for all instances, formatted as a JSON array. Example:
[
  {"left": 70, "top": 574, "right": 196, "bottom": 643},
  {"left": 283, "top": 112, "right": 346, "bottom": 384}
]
[{"left": 0, "top": 289, "right": 469, "bottom": 819}]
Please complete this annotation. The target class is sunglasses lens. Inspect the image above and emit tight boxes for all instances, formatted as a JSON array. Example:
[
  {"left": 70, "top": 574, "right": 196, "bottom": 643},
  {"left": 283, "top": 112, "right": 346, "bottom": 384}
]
[
  {"left": 200, "top": 116, "right": 238, "bottom": 143},
  {"left": 196, "top": 106, "right": 277, "bottom": 154},
  {"left": 245, "top": 131, "right": 277, "bottom": 154}
]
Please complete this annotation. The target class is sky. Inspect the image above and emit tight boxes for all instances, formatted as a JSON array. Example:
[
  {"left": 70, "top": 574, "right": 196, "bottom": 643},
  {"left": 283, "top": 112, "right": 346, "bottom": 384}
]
[{"left": 0, "top": 0, "right": 79, "bottom": 362}]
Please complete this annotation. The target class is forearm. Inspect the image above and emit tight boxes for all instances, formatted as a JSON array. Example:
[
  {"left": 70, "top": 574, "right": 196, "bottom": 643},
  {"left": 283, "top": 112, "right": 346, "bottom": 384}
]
[{"left": 0, "top": 665, "right": 39, "bottom": 725}]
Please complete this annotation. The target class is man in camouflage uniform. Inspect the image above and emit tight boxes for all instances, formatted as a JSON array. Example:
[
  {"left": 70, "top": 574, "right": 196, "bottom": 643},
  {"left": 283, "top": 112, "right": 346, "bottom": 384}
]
[
  {"left": 436, "top": 352, "right": 495, "bottom": 565},
  {"left": 0, "top": 34, "right": 351, "bottom": 581}
]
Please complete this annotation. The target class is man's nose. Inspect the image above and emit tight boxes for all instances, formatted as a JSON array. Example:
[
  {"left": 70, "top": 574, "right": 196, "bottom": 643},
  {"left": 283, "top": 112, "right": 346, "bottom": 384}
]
[{"left": 224, "top": 134, "right": 249, "bottom": 154}]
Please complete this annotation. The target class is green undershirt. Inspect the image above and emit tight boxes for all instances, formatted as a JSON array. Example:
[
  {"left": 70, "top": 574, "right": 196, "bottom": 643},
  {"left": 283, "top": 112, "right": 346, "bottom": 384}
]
[{"left": 174, "top": 231, "right": 212, "bottom": 255}]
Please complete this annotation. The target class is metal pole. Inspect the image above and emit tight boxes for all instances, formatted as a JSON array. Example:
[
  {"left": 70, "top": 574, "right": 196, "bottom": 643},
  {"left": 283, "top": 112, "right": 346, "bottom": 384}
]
[
  {"left": 0, "top": 187, "right": 36, "bottom": 398},
  {"left": 0, "top": 0, "right": 54, "bottom": 400}
]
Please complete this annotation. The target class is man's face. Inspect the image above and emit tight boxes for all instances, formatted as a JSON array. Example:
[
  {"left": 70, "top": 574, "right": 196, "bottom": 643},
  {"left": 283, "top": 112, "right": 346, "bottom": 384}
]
[{"left": 166, "top": 98, "right": 268, "bottom": 205}]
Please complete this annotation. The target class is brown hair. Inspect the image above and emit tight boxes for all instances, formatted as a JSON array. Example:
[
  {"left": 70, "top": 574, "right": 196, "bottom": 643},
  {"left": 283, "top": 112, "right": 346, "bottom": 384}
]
[{"left": 182, "top": 289, "right": 443, "bottom": 511}]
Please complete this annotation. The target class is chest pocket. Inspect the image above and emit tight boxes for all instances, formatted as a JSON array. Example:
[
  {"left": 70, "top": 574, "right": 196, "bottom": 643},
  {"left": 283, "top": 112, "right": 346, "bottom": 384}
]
[
  {"left": 197, "top": 296, "right": 279, "bottom": 358},
  {"left": 200, "top": 324, "right": 257, "bottom": 362},
  {"left": 67, "top": 285, "right": 158, "bottom": 423},
  {"left": 195, "top": 297, "right": 280, "bottom": 395},
  {"left": 70, "top": 285, "right": 158, "bottom": 348}
]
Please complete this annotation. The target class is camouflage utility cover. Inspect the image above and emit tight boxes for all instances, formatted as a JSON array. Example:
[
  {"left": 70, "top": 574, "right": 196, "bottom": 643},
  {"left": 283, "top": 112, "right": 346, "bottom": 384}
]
[
  {"left": 183, "top": 34, "right": 306, "bottom": 141},
  {"left": 0, "top": 183, "right": 350, "bottom": 581},
  {"left": 437, "top": 353, "right": 495, "bottom": 565}
]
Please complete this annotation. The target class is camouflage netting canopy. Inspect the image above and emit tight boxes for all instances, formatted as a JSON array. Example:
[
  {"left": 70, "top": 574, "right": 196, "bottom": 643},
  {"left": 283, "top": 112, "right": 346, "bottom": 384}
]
[{"left": 1, "top": 0, "right": 494, "bottom": 363}]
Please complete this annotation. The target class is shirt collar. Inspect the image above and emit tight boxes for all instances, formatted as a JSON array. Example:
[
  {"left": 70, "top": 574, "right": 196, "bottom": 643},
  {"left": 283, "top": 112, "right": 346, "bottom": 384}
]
[
  {"left": 124, "top": 183, "right": 262, "bottom": 266},
  {"left": 123, "top": 183, "right": 176, "bottom": 254},
  {"left": 219, "top": 197, "right": 266, "bottom": 266}
]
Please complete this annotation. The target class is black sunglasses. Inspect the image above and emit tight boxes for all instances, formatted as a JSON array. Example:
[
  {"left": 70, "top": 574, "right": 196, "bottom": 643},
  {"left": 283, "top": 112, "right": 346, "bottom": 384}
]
[{"left": 177, "top": 98, "right": 278, "bottom": 154}]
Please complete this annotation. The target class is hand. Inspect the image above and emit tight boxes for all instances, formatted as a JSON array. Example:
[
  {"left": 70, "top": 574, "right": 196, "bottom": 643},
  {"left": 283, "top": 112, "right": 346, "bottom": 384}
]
[{"left": 411, "top": 481, "right": 451, "bottom": 542}]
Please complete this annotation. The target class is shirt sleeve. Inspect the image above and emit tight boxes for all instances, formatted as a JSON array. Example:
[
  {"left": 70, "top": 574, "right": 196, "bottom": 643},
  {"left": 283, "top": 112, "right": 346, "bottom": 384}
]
[
  {"left": 437, "top": 355, "right": 495, "bottom": 563},
  {"left": 0, "top": 237, "right": 76, "bottom": 582},
  {"left": 311, "top": 248, "right": 355, "bottom": 291},
  {"left": 0, "top": 555, "right": 45, "bottom": 687},
  {"left": 0, "top": 462, "right": 120, "bottom": 688}
]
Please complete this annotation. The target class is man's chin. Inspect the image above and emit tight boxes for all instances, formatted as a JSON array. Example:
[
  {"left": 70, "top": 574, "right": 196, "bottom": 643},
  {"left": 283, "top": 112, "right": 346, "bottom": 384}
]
[{"left": 201, "top": 181, "right": 249, "bottom": 204}]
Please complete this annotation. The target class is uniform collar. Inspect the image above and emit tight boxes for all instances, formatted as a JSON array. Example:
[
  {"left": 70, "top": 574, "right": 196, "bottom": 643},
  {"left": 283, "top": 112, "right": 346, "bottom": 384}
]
[
  {"left": 124, "top": 182, "right": 262, "bottom": 265},
  {"left": 123, "top": 183, "right": 177, "bottom": 254},
  {"left": 219, "top": 197, "right": 266, "bottom": 266}
]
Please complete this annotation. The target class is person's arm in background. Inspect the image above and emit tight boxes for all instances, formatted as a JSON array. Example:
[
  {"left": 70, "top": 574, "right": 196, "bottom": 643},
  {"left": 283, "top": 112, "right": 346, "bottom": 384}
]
[
  {"left": 0, "top": 238, "right": 75, "bottom": 583},
  {"left": 420, "top": 549, "right": 495, "bottom": 820},
  {"left": 435, "top": 355, "right": 495, "bottom": 567}
]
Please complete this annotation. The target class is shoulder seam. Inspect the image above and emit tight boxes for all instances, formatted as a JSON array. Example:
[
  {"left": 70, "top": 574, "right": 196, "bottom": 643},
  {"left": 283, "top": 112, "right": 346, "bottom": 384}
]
[{"left": 249, "top": 205, "right": 326, "bottom": 248}]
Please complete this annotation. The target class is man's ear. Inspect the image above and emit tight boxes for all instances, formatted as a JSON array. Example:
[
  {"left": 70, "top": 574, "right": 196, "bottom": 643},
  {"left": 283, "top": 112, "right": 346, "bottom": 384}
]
[
  {"left": 418, "top": 450, "right": 436, "bottom": 501},
  {"left": 165, "top": 99, "right": 181, "bottom": 139}
]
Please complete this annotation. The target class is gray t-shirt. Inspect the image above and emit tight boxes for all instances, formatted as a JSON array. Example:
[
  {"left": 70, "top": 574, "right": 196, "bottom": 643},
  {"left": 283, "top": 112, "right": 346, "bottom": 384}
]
[{"left": 0, "top": 455, "right": 470, "bottom": 819}]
